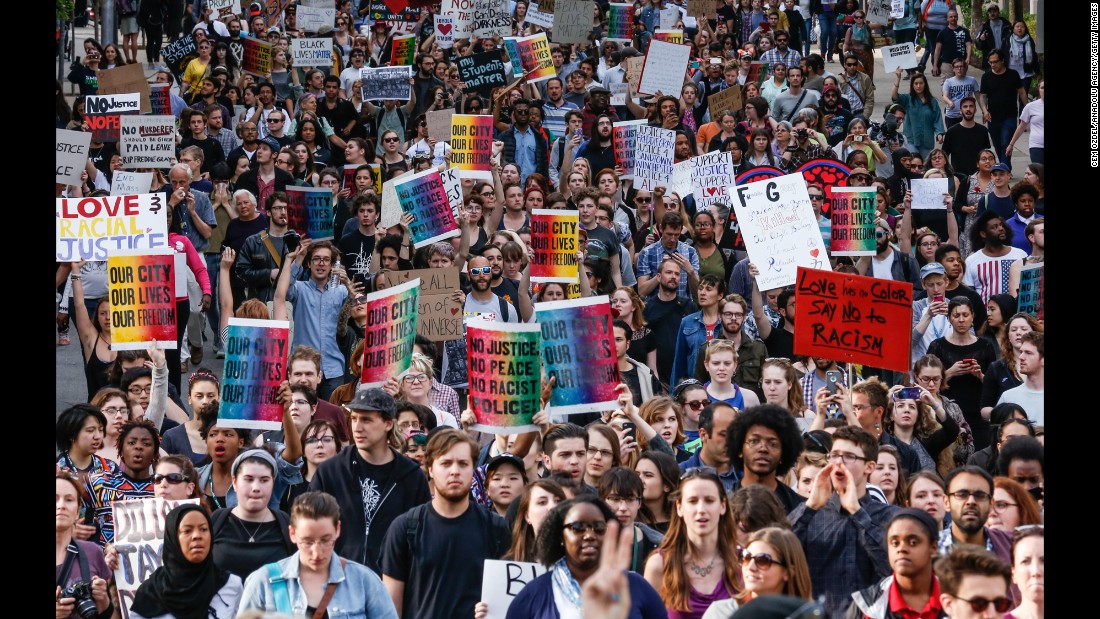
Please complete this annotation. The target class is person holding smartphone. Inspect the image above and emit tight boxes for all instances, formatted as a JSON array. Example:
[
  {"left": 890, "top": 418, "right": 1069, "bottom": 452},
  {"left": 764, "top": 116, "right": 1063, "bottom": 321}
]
[{"left": 911, "top": 262, "right": 953, "bottom": 363}]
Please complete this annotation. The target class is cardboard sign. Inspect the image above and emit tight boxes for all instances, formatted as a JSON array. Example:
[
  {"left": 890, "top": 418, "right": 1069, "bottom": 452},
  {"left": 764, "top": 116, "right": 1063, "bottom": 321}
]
[
  {"left": 286, "top": 186, "right": 334, "bottom": 240},
  {"left": 690, "top": 151, "right": 736, "bottom": 212},
  {"left": 391, "top": 34, "right": 417, "bottom": 66},
  {"left": 553, "top": 0, "right": 592, "bottom": 45},
  {"left": 119, "top": 115, "right": 175, "bottom": 169},
  {"left": 882, "top": 43, "right": 918, "bottom": 73},
  {"left": 161, "top": 35, "right": 197, "bottom": 82},
  {"left": 530, "top": 209, "right": 579, "bottom": 283},
  {"left": 382, "top": 267, "right": 463, "bottom": 341},
  {"left": 633, "top": 125, "right": 675, "bottom": 192},
  {"left": 732, "top": 172, "right": 829, "bottom": 290},
  {"left": 106, "top": 249, "right": 177, "bottom": 350},
  {"left": 451, "top": 113, "right": 495, "bottom": 179},
  {"left": 688, "top": 0, "right": 717, "bottom": 19},
  {"left": 534, "top": 296, "right": 621, "bottom": 415},
  {"left": 112, "top": 498, "right": 200, "bottom": 619},
  {"left": 639, "top": 39, "right": 691, "bottom": 97},
  {"left": 297, "top": 5, "right": 336, "bottom": 32},
  {"left": 537, "top": 0, "right": 554, "bottom": 11},
  {"left": 208, "top": 0, "right": 240, "bottom": 19},
  {"left": 426, "top": 109, "right": 455, "bottom": 141},
  {"left": 242, "top": 36, "right": 273, "bottom": 76},
  {"left": 392, "top": 168, "right": 461, "bottom": 247},
  {"left": 56, "top": 193, "right": 170, "bottom": 261},
  {"left": 56, "top": 128, "right": 92, "bottom": 186},
  {"left": 794, "top": 267, "right": 913, "bottom": 372},
  {"left": 827, "top": 187, "right": 878, "bottom": 256},
  {"left": 361, "top": 279, "right": 420, "bottom": 387},
  {"left": 623, "top": 56, "right": 645, "bottom": 90},
  {"left": 610, "top": 82, "right": 629, "bottom": 106},
  {"left": 361, "top": 65, "right": 413, "bottom": 100},
  {"left": 1016, "top": 263, "right": 1044, "bottom": 319},
  {"left": 291, "top": 37, "right": 333, "bottom": 67},
  {"left": 612, "top": 119, "right": 648, "bottom": 179},
  {"left": 481, "top": 560, "right": 549, "bottom": 619},
  {"left": 467, "top": 319, "right": 543, "bottom": 434},
  {"left": 435, "top": 14, "right": 455, "bottom": 48},
  {"left": 706, "top": 84, "right": 743, "bottom": 114},
  {"left": 95, "top": 64, "right": 152, "bottom": 114},
  {"left": 474, "top": 0, "right": 512, "bottom": 38},
  {"left": 515, "top": 33, "right": 556, "bottom": 83},
  {"left": 219, "top": 317, "right": 291, "bottom": 430},
  {"left": 910, "top": 177, "right": 949, "bottom": 210},
  {"left": 606, "top": 2, "right": 635, "bottom": 42},
  {"left": 85, "top": 93, "right": 142, "bottom": 143},
  {"left": 442, "top": 0, "right": 476, "bottom": 38},
  {"left": 110, "top": 171, "right": 154, "bottom": 196},
  {"left": 459, "top": 49, "right": 509, "bottom": 96}
]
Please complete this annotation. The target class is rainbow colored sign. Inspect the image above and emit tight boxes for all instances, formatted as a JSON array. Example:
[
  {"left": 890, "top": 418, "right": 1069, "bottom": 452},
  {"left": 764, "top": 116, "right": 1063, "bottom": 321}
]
[
  {"left": 533, "top": 296, "right": 621, "bottom": 415},
  {"left": 106, "top": 248, "right": 177, "bottom": 350},
  {"left": 607, "top": 3, "right": 635, "bottom": 42},
  {"left": 286, "top": 186, "right": 334, "bottom": 240},
  {"left": 828, "top": 187, "right": 877, "bottom": 256},
  {"left": 530, "top": 209, "right": 579, "bottom": 283},
  {"left": 514, "top": 33, "right": 556, "bottom": 83},
  {"left": 451, "top": 113, "right": 495, "bottom": 179},
  {"left": 219, "top": 317, "right": 291, "bottom": 431},
  {"left": 392, "top": 168, "right": 461, "bottom": 248},
  {"left": 467, "top": 319, "right": 543, "bottom": 433},
  {"left": 361, "top": 278, "right": 420, "bottom": 388},
  {"left": 391, "top": 34, "right": 416, "bottom": 66}
]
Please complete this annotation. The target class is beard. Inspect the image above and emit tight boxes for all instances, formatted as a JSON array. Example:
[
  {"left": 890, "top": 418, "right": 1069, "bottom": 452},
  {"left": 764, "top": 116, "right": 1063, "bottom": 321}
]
[
  {"left": 434, "top": 478, "right": 471, "bottom": 502},
  {"left": 472, "top": 278, "right": 491, "bottom": 292}
]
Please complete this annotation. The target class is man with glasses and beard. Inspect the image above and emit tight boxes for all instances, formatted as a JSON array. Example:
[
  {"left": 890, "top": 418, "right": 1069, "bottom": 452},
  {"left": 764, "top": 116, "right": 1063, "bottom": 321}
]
[
  {"left": 938, "top": 466, "right": 1013, "bottom": 564},
  {"left": 747, "top": 264, "right": 798, "bottom": 360},
  {"left": 760, "top": 29, "right": 803, "bottom": 68},
  {"left": 463, "top": 256, "right": 519, "bottom": 323},
  {"left": 236, "top": 192, "right": 300, "bottom": 303}
]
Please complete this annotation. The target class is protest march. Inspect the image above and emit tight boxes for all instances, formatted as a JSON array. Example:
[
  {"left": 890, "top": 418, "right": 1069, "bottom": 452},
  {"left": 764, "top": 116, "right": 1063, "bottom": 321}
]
[{"left": 56, "top": 1, "right": 1047, "bottom": 617}]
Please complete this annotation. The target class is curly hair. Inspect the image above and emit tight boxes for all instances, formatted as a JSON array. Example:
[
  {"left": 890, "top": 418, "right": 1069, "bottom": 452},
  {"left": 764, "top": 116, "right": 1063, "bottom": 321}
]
[
  {"left": 534, "top": 495, "right": 616, "bottom": 567},
  {"left": 884, "top": 395, "right": 941, "bottom": 440},
  {"left": 726, "top": 404, "right": 804, "bottom": 476}
]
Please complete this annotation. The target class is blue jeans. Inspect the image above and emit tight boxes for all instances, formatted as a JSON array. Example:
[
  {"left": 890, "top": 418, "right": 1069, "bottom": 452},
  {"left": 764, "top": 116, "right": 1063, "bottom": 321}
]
[
  {"left": 803, "top": 18, "right": 814, "bottom": 57},
  {"left": 988, "top": 117, "right": 1016, "bottom": 171},
  {"left": 818, "top": 13, "right": 837, "bottom": 59},
  {"left": 917, "top": 29, "right": 941, "bottom": 68},
  {"left": 204, "top": 253, "right": 222, "bottom": 350},
  {"left": 1030, "top": 147, "right": 1044, "bottom": 164}
]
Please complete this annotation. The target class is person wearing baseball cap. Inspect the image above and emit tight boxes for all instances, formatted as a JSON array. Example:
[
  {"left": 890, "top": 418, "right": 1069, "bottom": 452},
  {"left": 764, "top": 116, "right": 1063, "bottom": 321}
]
[
  {"left": 484, "top": 453, "right": 528, "bottom": 516},
  {"left": 912, "top": 263, "right": 952, "bottom": 360},
  {"left": 819, "top": 83, "right": 854, "bottom": 146},
  {"left": 308, "top": 387, "right": 431, "bottom": 574}
]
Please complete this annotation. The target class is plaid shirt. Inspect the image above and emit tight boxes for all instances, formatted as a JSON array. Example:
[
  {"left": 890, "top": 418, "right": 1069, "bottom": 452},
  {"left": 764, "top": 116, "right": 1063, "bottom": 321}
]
[
  {"left": 637, "top": 240, "right": 700, "bottom": 299},
  {"left": 429, "top": 382, "right": 461, "bottom": 420},
  {"left": 800, "top": 367, "right": 850, "bottom": 416},
  {"left": 208, "top": 128, "right": 239, "bottom": 162},
  {"left": 759, "top": 48, "right": 804, "bottom": 68}
]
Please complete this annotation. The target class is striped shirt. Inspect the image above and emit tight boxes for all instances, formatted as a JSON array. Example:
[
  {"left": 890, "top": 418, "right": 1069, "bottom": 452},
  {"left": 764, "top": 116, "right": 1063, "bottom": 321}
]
[{"left": 961, "top": 247, "right": 1027, "bottom": 304}]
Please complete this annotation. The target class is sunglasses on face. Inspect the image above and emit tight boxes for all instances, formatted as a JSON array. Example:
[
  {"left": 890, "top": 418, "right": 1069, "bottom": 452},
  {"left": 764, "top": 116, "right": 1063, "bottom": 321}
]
[
  {"left": 470, "top": 266, "right": 492, "bottom": 275},
  {"left": 949, "top": 595, "right": 1013, "bottom": 613},
  {"left": 564, "top": 521, "right": 608, "bottom": 535},
  {"left": 740, "top": 550, "right": 787, "bottom": 570},
  {"left": 154, "top": 473, "right": 189, "bottom": 484}
]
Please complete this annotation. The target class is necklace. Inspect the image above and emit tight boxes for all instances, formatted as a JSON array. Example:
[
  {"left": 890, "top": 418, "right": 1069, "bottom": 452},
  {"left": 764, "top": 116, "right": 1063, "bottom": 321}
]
[
  {"left": 689, "top": 554, "right": 717, "bottom": 578},
  {"left": 236, "top": 515, "right": 265, "bottom": 543}
]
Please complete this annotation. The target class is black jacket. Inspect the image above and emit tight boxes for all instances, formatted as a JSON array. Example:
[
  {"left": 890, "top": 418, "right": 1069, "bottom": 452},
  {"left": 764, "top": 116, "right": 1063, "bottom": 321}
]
[
  {"left": 976, "top": 19, "right": 1012, "bottom": 61},
  {"left": 308, "top": 446, "right": 431, "bottom": 573},
  {"left": 235, "top": 167, "right": 296, "bottom": 201}
]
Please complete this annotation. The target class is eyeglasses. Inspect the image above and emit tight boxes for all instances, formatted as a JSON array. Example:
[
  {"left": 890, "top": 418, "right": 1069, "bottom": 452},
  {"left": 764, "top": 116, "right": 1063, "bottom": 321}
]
[
  {"left": 267, "top": 118, "right": 284, "bottom": 123},
  {"left": 397, "top": 420, "right": 422, "bottom": 430},
  {"left": 128, "top": 385, "right": 152, "bottom": 395},
  {"left": 948, "top": 490, "right": 992, "bottom": 502},
  {"left": 269, "top": 204, "right": 288, "bottom": 211},
  {"left": 992, "top": 501, "right": 1018, "bottom": 512},
  {"left": 479, "top": 191, "right": 495, "bottom": 197},
  {"left": 635, "top": 196, "right": 652, "bottom": 203},
  {"left": 154, "top": 473, "right": 189, "bottom": 484},
  {"left": 826, "top": 452, "right": 867, "bottom": 464},
  {"left": 470, "top": 266, "right": 492, "bottom": 275},
  {"left": 564, "top": 521, "right": 608, "bottom": 535},
  {"left": 587, "top": 447, "right": 615, "bottom": 459},
  {"left": 291, "top": 399, "right": 312, "bottom": 407},
  {"left": 764, "top": 357, "right": 791, "bottom": 364},
  {"left": 741, "top": 551, "right": 786, "bottom": 570},
  {"left": 947, "top": 595, "right": 1013, "bottom": 614},
  {"left": 403, "top": 373, "right": 430, "bottom": 383},
  {"left": 102, "top": 407, "right": 128, "bottom": 415},
  {"left": 311, "top": 256, "right": 332, "bottom": 264},
  {"left": 304, "top": 436, "right": 336, "bottom": 446},
  {"left": 352, "top": 294, "right": 369, "bottom": 306},
  {"left": 853, "top": 14, "right": 864, "bottom": 19},
  {"left": 845, "top": 62, "right": 858, "bottom": 67},
  {"left": 919, "top": 241, "right": 939, "bottom": 248},
  {"left": 746, "top": 437, "right": 781, "bottom": 450}
]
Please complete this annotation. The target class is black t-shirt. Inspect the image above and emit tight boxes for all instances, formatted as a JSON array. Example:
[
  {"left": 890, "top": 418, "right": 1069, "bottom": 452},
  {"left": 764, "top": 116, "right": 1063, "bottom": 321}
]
[
  {"left": 626, "top": 326, "right": 656, "bottom": 366},
  {"left": 317, "top": 98, "right": 360, "bottom": 139},
  {"left": 337, "top": 229, "right": 376, "bottom": 280},
  {"left": 643, "top": 294, "right": 697, "bottom": 382},
  {"left": 980, "top": 358, "right": 1022, "bottom": 410},
  {"left": 764, "top": 322, "right": 795, "bottom": 360},
  {"left": 935, "top": 27, "right": 972, "bottom": 63},
  {"left": 221, "top": 215, "right": 269, "bottom": 253},
  {"left": 980, "top": 69, "right": 1023, "bottom": 120},
  {"left": 941, "top": 123, "right": 992, "bottom": 176},
  {"left": 926, "top": 336, "right": 998, "bottom": 449},
  {"left": 584, "top": 223, "right": 622, "bottom": 261},
  {"left": 212, "top": 514, "right": 289, "bottom": 580},
  {"left": 492, "top": 277, "right": 522, "bottom": 313},
  {"left": 180, "top": 135, "right": 226, "bottom": 173}
]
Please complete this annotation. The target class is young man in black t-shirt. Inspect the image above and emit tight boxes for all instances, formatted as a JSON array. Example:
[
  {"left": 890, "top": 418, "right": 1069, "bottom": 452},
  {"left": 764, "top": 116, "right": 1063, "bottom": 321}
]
[
  {"left": 643, "top": 258, "right": 698, "bottom": 383},
  {"left": 336, "top": 193, "right": 379, "bottom": 282}
]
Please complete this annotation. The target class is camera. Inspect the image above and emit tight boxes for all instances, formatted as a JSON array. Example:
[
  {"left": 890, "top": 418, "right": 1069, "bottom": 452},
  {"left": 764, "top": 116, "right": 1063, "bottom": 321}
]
[
  {"left": 60, "top": 581, "right": 99, "bottom": 619},
  {"left": 283, "top": 230, "right": 302, "bottom": 253},
  {"left": 795, "top": 128, "right": 809, "bottom": 140}
]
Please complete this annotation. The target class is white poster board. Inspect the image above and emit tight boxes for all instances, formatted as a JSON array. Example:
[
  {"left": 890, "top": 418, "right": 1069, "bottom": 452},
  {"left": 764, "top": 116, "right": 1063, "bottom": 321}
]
[
  {"left": 56, "top": 193, "right": 171, "bottom": 261},
  {"left": 481, "top": 560, "right": 549, "bottom": 619},
  {"left": 111, "top": 171, "right": 154, "bottom": 196},
  {"left": 660, "top": 7, "right": 679, "bottom": 29},
  {"left": 690, "top": 151, "right": 736, "bottom": 212},
  {"left": 910, "top": 178, "right": 950, "bottom": 210},
  {"left": 291, "top": 37, "right": 333, "bottom": 67},
  {"left": 435, "top": 14, "right": 455, "bottom": 48},
  {"left": 297, "top": 6, "right": 337, "bottom": 32},
  {"left": 865, "top": 0, "right": 893, "bottom": 25},
  {"left": 526, "top": 5, "right": 555, "bottom": 28},
  {"left": 56, "top": 128, "right": 92, "bottom": 186},
  {"left": 891, "top": 0, "right": 905, "bottom": 18},
  {"left": 443, "top": 0, "right": 476, "bottom": 37},
  {"left": 882, "top": 43, "right": 918, "bottom": 73},
  {"left": 633, "top": 125, "right": 675, "bottom": 192},
  {"left": 638, "top": 39, "right": 691, "bottom": 97},
  {"left": 670, "top": 159, "right": 693, "bottom": 199},
  {"left": 119, "top": 115, "right": 176, "bottom": 168},
  {"left": 610, "top": 82, "right": 629, "bottom": 106}
]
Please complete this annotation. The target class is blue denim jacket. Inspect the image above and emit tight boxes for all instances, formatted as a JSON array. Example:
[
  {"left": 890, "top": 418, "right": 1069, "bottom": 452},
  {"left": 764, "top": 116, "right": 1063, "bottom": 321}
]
[
  {"left": 240, "top": 552, "right": 399, "bottom": 619},
  {"left": 670, "top": 311, "right": 722, "bottom": 387}
]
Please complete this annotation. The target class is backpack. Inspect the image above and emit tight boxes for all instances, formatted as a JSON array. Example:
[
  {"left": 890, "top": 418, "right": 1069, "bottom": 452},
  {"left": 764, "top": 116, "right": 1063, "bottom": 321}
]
[{"left": 403, "top": 503, "right": 509, "bottom": 561}]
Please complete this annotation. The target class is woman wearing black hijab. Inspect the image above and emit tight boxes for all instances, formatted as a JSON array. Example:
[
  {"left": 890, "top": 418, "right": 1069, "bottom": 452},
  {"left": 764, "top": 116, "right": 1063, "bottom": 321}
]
[{"left": 130, "top": 504, "right": 243, "bottom": 619}]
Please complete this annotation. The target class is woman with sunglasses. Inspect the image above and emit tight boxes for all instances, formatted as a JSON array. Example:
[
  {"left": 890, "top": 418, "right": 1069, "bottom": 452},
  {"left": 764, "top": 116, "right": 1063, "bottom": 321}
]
[
  {"left": 375, "top": 129, "right": 410, "bottom": 181},
  {"left": 152, "top": 455, "right": 208, "bottom": 508},
  {"left": 644, "top": 468, "right": 742, "bottom": 619},
  {"left": 1005, "top": 526, "right": 1043, "bottom": 619},
  {"left": 702, "top": 527, "right": 813, "bottom": 617},
  {"left": 332, "top": 13, "right": 354, "bottom": 60},
  {"left": 674, "top": 379, "right": 711, "bottom": 446}
]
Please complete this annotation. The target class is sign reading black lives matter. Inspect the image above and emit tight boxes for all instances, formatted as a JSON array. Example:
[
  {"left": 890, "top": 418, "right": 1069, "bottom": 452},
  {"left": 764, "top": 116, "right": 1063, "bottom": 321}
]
[
  {"left": 360, "top": 66, "right": 413, "bottom": 100},
  {"left": 459, "top": 50, "right": 509, "bottom": 96}
]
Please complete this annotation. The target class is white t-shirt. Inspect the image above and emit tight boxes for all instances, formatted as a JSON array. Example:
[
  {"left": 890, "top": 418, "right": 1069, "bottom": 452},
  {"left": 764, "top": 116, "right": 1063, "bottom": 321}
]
[
  {"left": 962, "top": 247, "right": 1027, "bottom": 303},
  {"left": 871, "top": 250, "right": 896, "bottom": 280},
  {"left": 1019, "top": 99, "right": 1044, "bottom": 149},
  {"left": 997, "top": 384, "right": 1044, "bottom": 426}
]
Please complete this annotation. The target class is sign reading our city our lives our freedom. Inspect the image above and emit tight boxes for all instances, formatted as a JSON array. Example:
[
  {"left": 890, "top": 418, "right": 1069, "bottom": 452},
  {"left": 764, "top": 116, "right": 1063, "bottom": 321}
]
[
  {"left": 481, "top": 560, "right": 549, "bottom": 619},
  {"left": 219, "top": 318, "right": 290, "bottom": 430},
  {"left": 56, "top": 128, "right": 92, "bottom": 186},
  {"left": 530, "top": 209, "right": 579, "bottom": 283},
  {"left": 732, "top": 172, "right": 829, "bottom": 290},
  {"left": 827, "top": 186, "right": 878, "bottom": 256},
  {"left": 451, "top": 113, "right": 495, "bottom": 179},
  {"left": 56, "top": 193, "right": 170, "bottom": 261},
  {"left": 794, "top": 267, "right": 913, "bottom": 373},
  {"left": 534, "top": 296, "right": 621, "bottom": 415},
  {"left": 513, "top": 32, "right": 556, "bottom": 83},
  {"left": 466, "top": 319, "right": 543, "bottom": 434},
  {"left": 392, "top": 168, "right": 461, "bottom": 247},
  {"left": 286, "top": 186, "right": 334, "bottom": 240},
  {"left": 84, "top": 93, "right": 141, "bottom": 143},
  {"left": 106, "top": 248, "right": 177, "bottom": 350},
  {"left": 361, "top": 278, "right": 420, "bottom": 387},
  {"left": 119, "top": 115, "right": 175, "bottom": 168},
  {"left": 112, "top": 498, "right": 200, "bottom": 619}
]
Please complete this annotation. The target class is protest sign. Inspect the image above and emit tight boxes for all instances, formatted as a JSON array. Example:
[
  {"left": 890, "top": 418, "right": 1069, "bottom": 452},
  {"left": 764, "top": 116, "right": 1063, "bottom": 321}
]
[
  {"left": 690, "top": 151, "right": 736, "bottom": 212},
  {"left": 910, "top": 177, "right": 949, "bottom": 210},
  {"left": 623, "top": 56, "right": 645, "bottom": 90},
  {"left": 467, "top": 319, "right": 543, "bottom": 433},
  {"left": 111, "top": 171, "right": 153, "bottom": 196},
  {"left": 342, "top": 163, "right": 359, "bottom": 194},
  {"left": 361, "top": 278, "right": 420, "bottom": 387},
  {"left": 85, "top": 93, "right": 141, "bottom": 143},
  {"left": 451, "top": 113, "right": 495, "bottom": 179},
  {"left": 706, "top": 84, "right": 743, "bottom": 114},
  {"left": 688, "top": 0, "right": 717, "bottom": 18},
  {"left": 607, "top": 3, "right": 635, "bottom": 41},
  {"left": 610, "top": 82, "right": 629, "bottom": 106},
  {"left": 382, "top": 267, "right": 463, "bottom": 341},
  {"left": 380, "top": 176, "right": 400, "bottom": 229},
  {"left": 443, "top": 0, "right": 476, "bottom": 38},
  {"left": 297, "top": 5, "right": 336, "bottom": 32},
  {"left": 392, "top": 168, "right": 461, "bottom": 247},
  {"left": 106, "top": 249, "right": 177, "bottom": 350},
  {"left": 538, "top": 0, "right": 554, "bottom": 11},
  {"left": 503, "top": 37, "right": 524, "bottom": 78},
  {"left": 882, "top": 43, "right": 917, "bottom": 72},
  {"left": 208, "top": 0, "right": 240, "bottom": 19},
  {"left": 286, "top": 186, "right": 334, "bottom": 240},
  {"left": 633, "top": 125, "right": 676, "bottom": 192},
  {"left": 459, "top": 50, "right": 509, "bottom": 95},
  {"left": 149, "top": 82, "right": 171, "bottom": 116},
  {"left": 426, "top": 109, "right": 456, "bottom": 141},
  {"left": 242, "top": 36, "right": 273, "bottom": 76},
  {"left": 481, "top": 560, "right": 549, "bottom": 619},
  {"left": 612, "top": 119, "right": 647, "bottom": 179},
  {"left": 794, "top": 267, "right": 913, "bottom": 372},
  {"left": 1016, "top": 263, "right": 1044, "bottom": 319},
  {"left": 219, "top": 317, "right": 290, "bottom": 430},
  {"left": 515, "top": 33, "right": 556, "bottom": 83},
  {"left": 440, "top": 166, "right": 464, "bottom": 223},
  {"left": 361, "top": 65, "right": 413, "bottom": 100},
  {"left": 160, "top": 35, "right": 197, "bottom": 82},
  {"left": 263, "top": 0, "right": 293, "bottom": 28},
  {"left": 732, "top": 172, "right": 829, "bottom": 290},
  {"left": 866, "top": 0, "right": 892, "bottom": 25},
  {"left": 639, "top": 39, "right": 691, "bottom": 97},
  {"left": 56, "top": 128, "right": 92, "bottom": 186},
  {"left": 827, "top": 187, "right": 878, "bottom": 256},
  {"left": 530, "top": 209, "right": 579, "bottom": 283},
  {"left": 525, "top": 5, "right": 555, "bottom": 28},
  {"left": 671, "top": 159, "right": 693, "bottom": 199},
  {"left": 391, "top": 34, "right": 417, "bottom": 66},
  {"left": 371, "top": 0, "right": 419, "bottom": 25},
  {"left": 660, "top": 6, "right": 679, "bottom": 28},
  {"left": 291, "top": 36, "right": 333, "bottom": 67},
  {"left": 745, "top": 61, "right": 769, "bottom": 85},
  {"left": 435, "top": 14, "right": 455, "bottom": 48},
  {"left": 56, "top": 193, "right": 170, "bottom": 261},
  {"left": 535, "top": 296, "right": 620, "bottom": 415},
  {"left": 891, "top": 0, "right": 905, "bottom": 18},
  {"left": 119, "top": 115, "right": 175, "bottom": 168},
  {"left": 653, "top": 29, "right": 685, "bottom": 43},
  {"left": 553, "top": 0, "right": 592, "bottom": 45},
  {"left": 112, "top": 498, "right": 200, "bottom": 619},
  {"left": 96, "top": 64, "right": 152, "bottom": 114},
  {"left": 474, "top": 0, "right": 512, "bottom": 38}
]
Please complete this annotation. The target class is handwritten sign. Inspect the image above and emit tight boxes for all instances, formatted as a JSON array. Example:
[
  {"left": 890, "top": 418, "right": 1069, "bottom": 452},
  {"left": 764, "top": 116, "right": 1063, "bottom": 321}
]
[
  {"left": 219, "top": 317, "right": 290, "bottom": 430},
  {"left": 690, "top": 151, "right": 736, "bottom": 212},
  {"left": 286, "top": 186, "right": 334, "bottom": 240},
  {"left": 56, "top": 128, "right": 92, "bottom": 186},
  {"left": 865, "top": 0, "right": 892, "bottom": 25},
  {"left": 361, "top": 65, "right": 412, "bottom": 100},
  {"left": 112, "top": 498, "right": 200, "bottom": 619},
  {"left": 623, "top": 56, "right": 645, "bottom": 90},
  {"left": 481, "top": 560, "right": 549, "bottom": 619},
  {"left": 794, "top": 267, "right": 913, "bottom": 372},
  {"left": 474, "top": 0, "right": 512, "bottom": 38},
  {"left": 828, "top": 187, "right": 878, "bottom": 256},
  {"left": 606, "top": 2, "right": 635, "bottom": 42},
  {"left": 660, "top": 7, "right": 679, "bottom": 28},
  {"left": 242, "top": 36, "right": 273, "bottom": 76},
  {"left": 297, "top": 5, "right": 336, "bottom": 32},
  {"left": 525, "top": 5, "right": 554, "bottom": 28},
  {"left": 671, "top": 159, "right": 693, "bottom": 199},
  {"left": 111, "top": 172, "right": 153, "bottom": 196},
  {"left": 891, "top": 0, "right": 905, "bottom": 18},
  {"left": 633, "top": 125, "right": 675, "bottom": 192},
  {"left": 910, "top": 177, "right": 950, "bottom": 210},
  {"left": 96, "top": 64, "right": 152, "bottom": 114},
  {"left": 291, "top": 37, "right": 333, "bottom": 67},
  {"left": 392, "top": 168, "right": 461, "bottom": 247},
  {"left": 612, "top": 119, "right": 647, "bottom": 179},
  {"left": 208, "top": 0, "right": 240, "bottom": 19},
  {"left": 85, "top": 93, "right": 142, "bottom": 143},
  {"left": 459, "top": 49, "right": 509, "bottom": 96},
  {"left": 119, "top": 115, "right": 175, "bottom": 169},
  {"left": 688, "top": 0, "right": 717, "bottom": 19},
  {"left": 639, "top": 39, "right": 691, "bottom": 97},
  {"left": 161, "top": 35, "right": 197, "bottom": 82},
  {"left": 610, "top": 82, "right": 629, "bottom": 106},
  {"left": 1016, "top": 263, "right": 1044, "bottom": 320},
  {"left": 443, "top": 0, "right": 476, "bottom": 38},
  {"left": 426, "top": 109, "right": 456, "bottom": 141},
  {"left": 391, "top": 34, "right": 416, "bottom": 66},
  {"left": 538, "top": 0, "right": 554, "bottom": 11},
  {"left": 882, "top": 43, "right": 918, "bottom": 73},
  {"left": 382, "top": 267, "right": 463, "bottom": 341},
  {"left": 707, "top": 84, "right": 743, "bottom": 114},
  {"left": 553, "top": 0, "right": 592, "bottom": 45},
  {"left": 515, "top": 32, "right": 556, "bottom": 83},
  {"left": 451, "top": 113, "right": 495, "bottom": 179},
  {"left": 733, "top": 172, "right": 829, "bottom": 290},
  {"left": 56, "top": 193, "right": 169, "bottom": 261},
  {"left": 106, "top": 249, "right": 177, "bottom": 350},
  {"left": 361, "top": 278, "right": 420, "bottom": 387},
  {"left": 435, "top": 14, "right": 455, "bottom": 48},
  {"left": 534, "top": 296, "right": 620, "bottom": 415},
  {"left": 530, "top": 209, "right": 579, "bottom": 283},
  {"left": 467, "top": 319, "right": 543, "bottom": 433}
]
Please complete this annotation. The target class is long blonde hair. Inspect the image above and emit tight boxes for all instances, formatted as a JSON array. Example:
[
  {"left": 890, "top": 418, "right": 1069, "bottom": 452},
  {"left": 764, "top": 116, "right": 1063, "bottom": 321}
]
[{"left": 741, "top": 527, "right": 814, "bottom": 600}]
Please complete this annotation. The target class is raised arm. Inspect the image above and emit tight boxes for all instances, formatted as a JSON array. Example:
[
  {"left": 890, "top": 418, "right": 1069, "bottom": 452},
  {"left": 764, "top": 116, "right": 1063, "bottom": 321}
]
[
  {"left": 747, "top": 262, "right": 772, "bottom": 341},
  {"left": 274, "top": 240, "right": 309, "bottom": 321}
]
